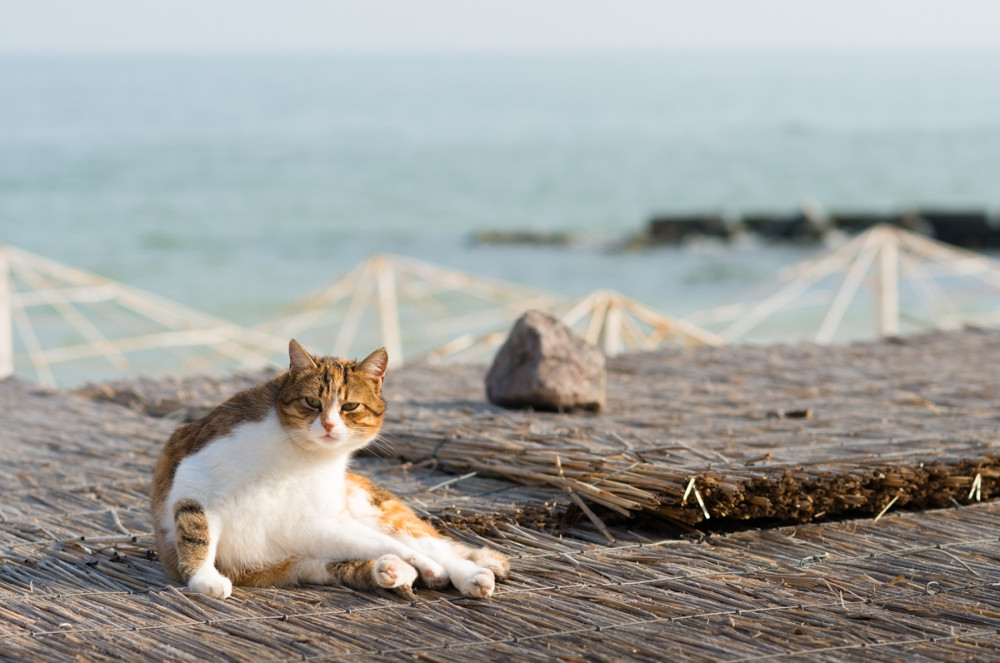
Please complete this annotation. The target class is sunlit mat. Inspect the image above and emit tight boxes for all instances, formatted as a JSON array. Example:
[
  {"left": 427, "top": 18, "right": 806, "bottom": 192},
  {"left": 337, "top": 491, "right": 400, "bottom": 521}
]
[{"left": 4, "top": 329, "right": 1000, "bottom": 660}]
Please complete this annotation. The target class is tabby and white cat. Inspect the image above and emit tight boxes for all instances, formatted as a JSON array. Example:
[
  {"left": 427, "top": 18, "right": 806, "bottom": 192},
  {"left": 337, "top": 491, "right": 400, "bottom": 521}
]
[{"left": 151, "top": 340, "right": 507, "bottom": 600}]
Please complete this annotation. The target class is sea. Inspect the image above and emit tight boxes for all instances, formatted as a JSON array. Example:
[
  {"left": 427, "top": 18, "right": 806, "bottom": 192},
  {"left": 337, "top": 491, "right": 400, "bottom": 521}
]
[{"left": 2, "top": 51, "right": 1000, "bottom": 380}]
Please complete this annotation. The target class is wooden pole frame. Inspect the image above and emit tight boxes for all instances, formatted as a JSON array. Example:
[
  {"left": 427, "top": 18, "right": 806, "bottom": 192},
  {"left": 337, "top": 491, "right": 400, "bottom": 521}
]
[
  {"left": 261, "top": 253, "right": 559, "bottom": 363},
  {"left": 0, "top": 249, "right": 13, "bottom": 380},
  {"left": 421, "top": 289, "right": 724, "bottom": 364},
  {"left": 1, "top": 244, "right": 286, "bottom": 387},
  {"left": 877, "top": 230, "right": 900, "bottom": 338},
  {"left": 708, "top": 224, "right": 1000, "bottom": 345}
]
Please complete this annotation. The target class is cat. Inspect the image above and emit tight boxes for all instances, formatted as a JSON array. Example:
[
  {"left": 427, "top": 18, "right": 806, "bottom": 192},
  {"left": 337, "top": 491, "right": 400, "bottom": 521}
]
[{"left": 150, "top": 339, "right": 508, "bottom": 600}]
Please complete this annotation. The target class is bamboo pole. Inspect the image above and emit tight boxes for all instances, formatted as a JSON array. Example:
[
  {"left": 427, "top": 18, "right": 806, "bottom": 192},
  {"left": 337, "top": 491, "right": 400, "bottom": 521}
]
[
  {"left": 37, "top": 328, "right": 260, "bottom": 365},
  {"left": 333, "top": 266, "right": 373, "bottom": 357},
  {"left": 877, "top": 231, "right": 900, "bottom": 337},
  {"left": 264, "top": 253, "right": 560, "bottom": 363},
  {"left": 374, "top": 256, "right": 403, "bottom": 367},
  {"left": 584, "top": 294, "right": 611, "bottom": 348},
  {"left": 602, "top": 295, "right": 624, "bottom": 355},
  {"left": 267, "top": 275, "right": 361, "bottom": 339},
  {"left": 14, "top": 283, "right": 119, "bottom": 307},
  {"left": 11, "top": 254, "right": 131, "bottom": 371},
  {"left": 420, "top": 288, "right": 724, "bottom": 363},
  {"left": 561, "top": 291, "right": 599, "bottom": 328},
  {"left": 901, "top": 229, "right": 1000, "bottom": 289},
  {"left": 720, "top": 232, "right": 869, "bottom": 341},
  {"left": 421, "top": 331, "right": 494, "bottom": 363},
  {"left": 10, "top": 289, "right": 56, "bottom": 387},
  {"left": 899, "top": 253, "right": 959, "bottom": 325},
  {"left": 0, "top": 249, "right": 12, "bottom": 380},
  {"left": 618, "top": 314, "right": 647, "bottom": 352},
  {"left": 814, "top": 228, "right": 882, "bottom": 343},
  {"left": 6, "top": 246, "right": 282, "bottom": 355},
  {"left": 392, "top": 253, "right": 557, "bottom": 302},
  {"left": 619, "top": 295, "right": 725, "bottom": 347},
  {"left": 0, "top": 245, "right": 284, "bottom": 385}
]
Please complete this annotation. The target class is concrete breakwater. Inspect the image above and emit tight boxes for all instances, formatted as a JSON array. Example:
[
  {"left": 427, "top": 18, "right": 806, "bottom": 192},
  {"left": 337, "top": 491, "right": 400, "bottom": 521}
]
[{"left": 636, "top": 207, "right": 1000, "bottom": 249}]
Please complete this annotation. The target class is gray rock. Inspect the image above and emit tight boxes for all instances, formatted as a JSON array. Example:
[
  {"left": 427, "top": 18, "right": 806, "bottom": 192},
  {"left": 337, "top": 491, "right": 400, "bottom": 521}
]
[{"left": 486, "top": 310, "right": 606, "bottom": 412}]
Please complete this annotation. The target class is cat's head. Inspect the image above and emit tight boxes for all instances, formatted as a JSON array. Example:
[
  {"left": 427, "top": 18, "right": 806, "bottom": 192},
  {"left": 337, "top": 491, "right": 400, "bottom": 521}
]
[{"left": 277, "top": 339, "right": 388, "bottom": 455}]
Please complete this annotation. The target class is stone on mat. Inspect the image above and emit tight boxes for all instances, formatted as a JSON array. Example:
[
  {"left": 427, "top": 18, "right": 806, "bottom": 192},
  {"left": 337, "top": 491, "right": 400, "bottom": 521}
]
[{"left": 486, "top": 310, "right": 606, "bottom": 412}]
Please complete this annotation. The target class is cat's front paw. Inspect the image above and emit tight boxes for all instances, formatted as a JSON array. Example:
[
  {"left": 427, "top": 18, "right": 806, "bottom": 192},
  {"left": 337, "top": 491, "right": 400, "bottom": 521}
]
[
  {"left": 374, "top": 554, "right": 418, "bottom": 589},
  {"left": 188, "top": 568, "right": 233, "bottom": 599},
  {"left": 406, "top": 556, "right": 449, "bottom": 589},
  {"left": 455, "top": 568, "right": 496, "bottom": 599}
]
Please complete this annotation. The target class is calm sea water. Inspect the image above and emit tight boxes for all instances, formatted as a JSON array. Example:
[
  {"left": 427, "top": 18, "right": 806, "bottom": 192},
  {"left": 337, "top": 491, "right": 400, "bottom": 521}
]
[{"left": 2, "top": 52, "right": 999, "bottom": 355}]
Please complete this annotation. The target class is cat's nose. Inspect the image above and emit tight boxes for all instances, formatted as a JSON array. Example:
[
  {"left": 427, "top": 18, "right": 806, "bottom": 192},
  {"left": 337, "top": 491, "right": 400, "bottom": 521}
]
[{"left": 323, "top": 421, "right": 334, "bottom": 433}]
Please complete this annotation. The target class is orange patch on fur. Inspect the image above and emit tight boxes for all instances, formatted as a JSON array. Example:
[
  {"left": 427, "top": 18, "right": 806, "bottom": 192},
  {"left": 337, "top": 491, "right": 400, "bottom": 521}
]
[
  {"left": 347, "top": 472, "right": 438, "bottom": 538},
  {"left": 227, "top": 557, "right": 302, "bottom": 587}
]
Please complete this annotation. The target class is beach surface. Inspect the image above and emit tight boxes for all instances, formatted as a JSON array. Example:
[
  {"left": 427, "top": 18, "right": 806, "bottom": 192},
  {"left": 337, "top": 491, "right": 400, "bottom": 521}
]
[{"left": 3, "top": 329, "right": 1000, "bottom": 661}]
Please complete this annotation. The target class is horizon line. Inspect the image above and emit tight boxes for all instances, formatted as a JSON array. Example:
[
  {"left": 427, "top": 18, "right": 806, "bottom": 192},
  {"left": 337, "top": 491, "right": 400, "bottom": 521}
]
[{"left": 2, "top": 44, "right": 999, "bottom": 59}]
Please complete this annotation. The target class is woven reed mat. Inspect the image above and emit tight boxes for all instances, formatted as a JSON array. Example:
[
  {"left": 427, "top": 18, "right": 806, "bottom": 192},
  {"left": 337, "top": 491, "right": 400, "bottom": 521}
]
[
  {"left": 388, "top": 327, "right": 1000, "bottom": 530},
  {"left": 76, "top": 328, "right": 1000, "bottom": 531},
  {"left": 4, "top": 328, "right": 999, "bottom": 660}
]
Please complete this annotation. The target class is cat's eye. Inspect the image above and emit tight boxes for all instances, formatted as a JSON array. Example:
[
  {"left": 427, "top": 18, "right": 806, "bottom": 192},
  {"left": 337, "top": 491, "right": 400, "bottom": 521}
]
[
  {"left": 340, "top": 402, "right": 360, "bottom": 413},
  {"left": 304, "top": 397, "right": 322, "bottom": 410}
]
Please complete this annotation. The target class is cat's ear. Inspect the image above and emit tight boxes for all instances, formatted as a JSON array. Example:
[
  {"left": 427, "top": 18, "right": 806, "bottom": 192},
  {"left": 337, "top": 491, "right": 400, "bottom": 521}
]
[
  {"left": 288, "top": 339, "right": 317, "bottom": 377},
  {"left": 358, "top": 347, "right": 388, "bottom": 389}
]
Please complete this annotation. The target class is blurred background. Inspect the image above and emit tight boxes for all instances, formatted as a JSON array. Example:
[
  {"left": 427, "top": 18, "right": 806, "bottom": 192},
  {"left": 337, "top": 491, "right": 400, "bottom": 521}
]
[{"left": 2, "top": 1, "right": 1000, "bottom": 384}]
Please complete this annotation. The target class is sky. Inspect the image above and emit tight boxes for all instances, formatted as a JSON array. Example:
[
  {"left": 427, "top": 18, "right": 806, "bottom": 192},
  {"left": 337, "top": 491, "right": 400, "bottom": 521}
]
[{"left": 1, "top": 0, "right": 999, "bottom": 55}]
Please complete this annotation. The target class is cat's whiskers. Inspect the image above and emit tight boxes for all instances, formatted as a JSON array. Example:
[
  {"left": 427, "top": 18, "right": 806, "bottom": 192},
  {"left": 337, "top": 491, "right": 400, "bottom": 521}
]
[{"left": 361, "top": 433, "right": 396, "bottom": 458}]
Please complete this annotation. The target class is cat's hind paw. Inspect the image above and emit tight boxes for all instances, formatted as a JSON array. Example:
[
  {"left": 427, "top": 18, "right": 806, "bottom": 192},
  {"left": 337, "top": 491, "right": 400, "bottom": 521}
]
[
  {"left": 373, "top": 554, "right": 418, "bottom": 589},
  {"left": 406, "top": 556, "right": 449, "bottom": 589},
  {"left": 455, "top": 568, "right": 496, "bottom": 599},
  {"left": 188, "top": 568, "right": 233, "bottom": 599},
  {"left": 469, "top": 547, "right": 510, "bottom": 582}
]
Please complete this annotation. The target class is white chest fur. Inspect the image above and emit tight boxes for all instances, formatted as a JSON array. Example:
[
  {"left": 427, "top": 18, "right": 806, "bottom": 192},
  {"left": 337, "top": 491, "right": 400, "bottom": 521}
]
[{"left": 165, "top": 411, "right": 353, "bottom": 567}]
